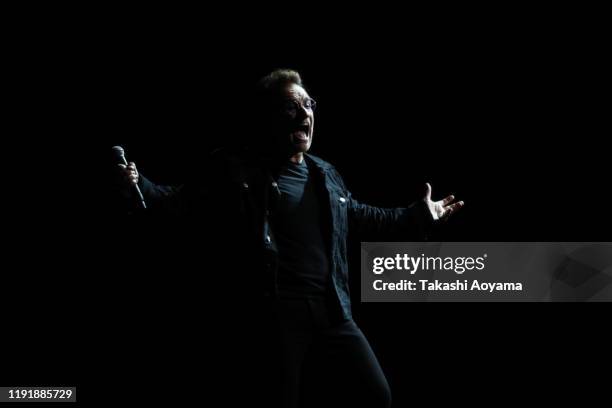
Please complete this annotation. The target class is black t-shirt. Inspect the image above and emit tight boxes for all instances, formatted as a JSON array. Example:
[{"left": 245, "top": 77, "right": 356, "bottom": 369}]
[{"left": 272, "top": 159, "right": 330, "bottom": 296}]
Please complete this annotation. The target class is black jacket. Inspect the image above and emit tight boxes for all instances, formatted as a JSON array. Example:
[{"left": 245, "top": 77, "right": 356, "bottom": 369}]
[{"left": 137, "top": 147, "right": 433, "bottom": 320}]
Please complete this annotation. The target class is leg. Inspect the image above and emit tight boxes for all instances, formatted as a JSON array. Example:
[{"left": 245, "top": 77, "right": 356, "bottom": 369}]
[
  {"left": 301, "top": 320, "right": 392, "bottom": 408},
  {"left": 274, "top": 298, "right": 316, "bottom": 408}
]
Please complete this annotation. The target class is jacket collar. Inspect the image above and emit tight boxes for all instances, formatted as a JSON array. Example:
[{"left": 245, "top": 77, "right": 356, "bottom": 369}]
[
  {"left": 304, "top": 153, "right": 333, "bottom": 173},
  {"left": 235, "top": 146, "right": 333, "bottom": 175}
]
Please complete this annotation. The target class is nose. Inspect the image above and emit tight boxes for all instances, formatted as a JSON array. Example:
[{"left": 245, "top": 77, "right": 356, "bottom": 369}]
[
  {"left": 295, "top": 104, "right": 310, "bottom": 120},
  {"left": 295, "top": 108, "right": 307, "bottom": 121}
]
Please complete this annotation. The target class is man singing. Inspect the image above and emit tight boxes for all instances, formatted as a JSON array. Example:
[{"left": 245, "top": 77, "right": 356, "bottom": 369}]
[{"left": 117, "top": 69, "right": 463, "bottom": 407}]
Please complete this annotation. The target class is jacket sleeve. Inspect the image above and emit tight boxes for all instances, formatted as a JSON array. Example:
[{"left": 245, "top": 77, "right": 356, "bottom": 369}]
[
  {"left": 347, "top": 194, "right": 434, "bottom": 239},
  {"left": 137, "top": 175, "right": 186, "bottom": 215},
  {"left": 330, "top": 168, "right": 434, "bottom": 240},
  {"left": 133, "top": 150, "right": 224, "bottom": 215}
]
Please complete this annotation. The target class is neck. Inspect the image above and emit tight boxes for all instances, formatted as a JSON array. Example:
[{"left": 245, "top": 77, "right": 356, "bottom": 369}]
[
  {"left": 289, "top": 152, "right": 304, "bottom": 164},
  {"left": 256, "top": 149, "right": 305, "bottom": 169}
]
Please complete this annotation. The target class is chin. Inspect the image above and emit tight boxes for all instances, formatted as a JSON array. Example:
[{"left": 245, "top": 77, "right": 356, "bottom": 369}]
[
  {"left": 299, "top": 140, "right": 312, "bottom": 152},
  {"left": 291, "top": 145, "right": 309, "bottom": 155},
  {"left": 288, "top": 137, "right": 311, "bottom": 153}
]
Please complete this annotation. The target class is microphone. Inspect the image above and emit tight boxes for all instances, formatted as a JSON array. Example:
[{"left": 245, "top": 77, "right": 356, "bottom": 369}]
[{"left": 112, "top": 146, "right": 147, "bottom": 209}]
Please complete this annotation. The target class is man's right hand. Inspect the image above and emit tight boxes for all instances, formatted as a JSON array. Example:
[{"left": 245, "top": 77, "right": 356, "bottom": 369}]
[{"left": 117, "top": 162, "right": 139, "bottom": 187}]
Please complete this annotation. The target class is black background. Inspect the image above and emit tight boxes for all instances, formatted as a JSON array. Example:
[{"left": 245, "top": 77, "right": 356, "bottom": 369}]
[
  {"left": 97, "top": 26, "right": 610, "bottom": 241},
  {"left": 5, "top": 7, "right": 610, "bottom": 406}
]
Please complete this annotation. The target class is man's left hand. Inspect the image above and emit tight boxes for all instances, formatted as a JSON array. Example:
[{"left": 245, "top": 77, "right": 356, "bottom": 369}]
[{"left": 424, "top": 183, "right": 464, "bottom": 222}]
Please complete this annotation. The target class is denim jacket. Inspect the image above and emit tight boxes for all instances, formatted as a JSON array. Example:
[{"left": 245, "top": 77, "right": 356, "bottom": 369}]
[{"left": 138, "top": 148, "right": 433, "bottom": 320}]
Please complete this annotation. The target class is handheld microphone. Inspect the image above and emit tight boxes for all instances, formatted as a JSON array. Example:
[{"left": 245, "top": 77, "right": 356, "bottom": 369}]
[{"left": 112, "top": 146, "right": 147, "bottom": 209}]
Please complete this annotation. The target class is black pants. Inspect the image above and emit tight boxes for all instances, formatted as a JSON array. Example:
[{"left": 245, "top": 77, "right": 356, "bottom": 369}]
[{"left": 273, "top": 296, "right": 391, "bottom": 408}]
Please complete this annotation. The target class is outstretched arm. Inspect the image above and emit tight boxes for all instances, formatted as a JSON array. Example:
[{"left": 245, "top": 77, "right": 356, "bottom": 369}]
[
  {"left": 117, "top": 162, "right": 184, "bottom": 214},
  {"left": 347, "top": 193, "right": 435, "bottom": 239},
  {"left": 336, "top": 169, "right": 463, "bottom": 239}
]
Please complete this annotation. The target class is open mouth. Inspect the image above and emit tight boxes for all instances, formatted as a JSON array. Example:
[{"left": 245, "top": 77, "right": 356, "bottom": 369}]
[{"left": 292, "top": 124, "right": 310, "bottom": 143}]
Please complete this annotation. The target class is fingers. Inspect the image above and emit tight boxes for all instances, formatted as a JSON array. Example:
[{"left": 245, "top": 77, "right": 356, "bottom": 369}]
[
  {"left": 117, "top": 162, "right": 139, "bottom": 185},
  {"left": 441, "top": 194, "right": 456, "bottom": 206},
  {"left": 443, "top": 201, "right": 465, "bottom": 218},
  {"left": 425, "top": 183, "right": 432, "bottom": 200},
  {"left": 117, "top": 162, "right": 137, "bottom": 172}
]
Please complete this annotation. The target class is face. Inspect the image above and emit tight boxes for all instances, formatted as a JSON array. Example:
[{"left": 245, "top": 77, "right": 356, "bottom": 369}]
[{"left": 270, "top": 83, "right": 316, "bottom": 156}]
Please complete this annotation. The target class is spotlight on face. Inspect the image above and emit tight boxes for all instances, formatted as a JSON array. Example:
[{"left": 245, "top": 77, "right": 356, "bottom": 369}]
[{"left": 270, "top": 83, "right": 316, "bottom": 156}]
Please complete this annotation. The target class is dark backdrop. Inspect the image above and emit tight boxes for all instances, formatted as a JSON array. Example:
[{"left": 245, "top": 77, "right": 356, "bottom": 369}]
[
  {"left": 6, "top": 12, "right": 610, "bottom": 406},
  {"left": 101, "top": 36, "right": 609, "bottom": 241},
  {"left": 100, "top": 38, "right": 609, "bottom": 405}
]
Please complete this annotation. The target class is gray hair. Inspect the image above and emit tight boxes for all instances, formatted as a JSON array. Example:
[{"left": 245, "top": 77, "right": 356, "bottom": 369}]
[{"left": 256, "top": 69, "right": 304, "bottom": 98}]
